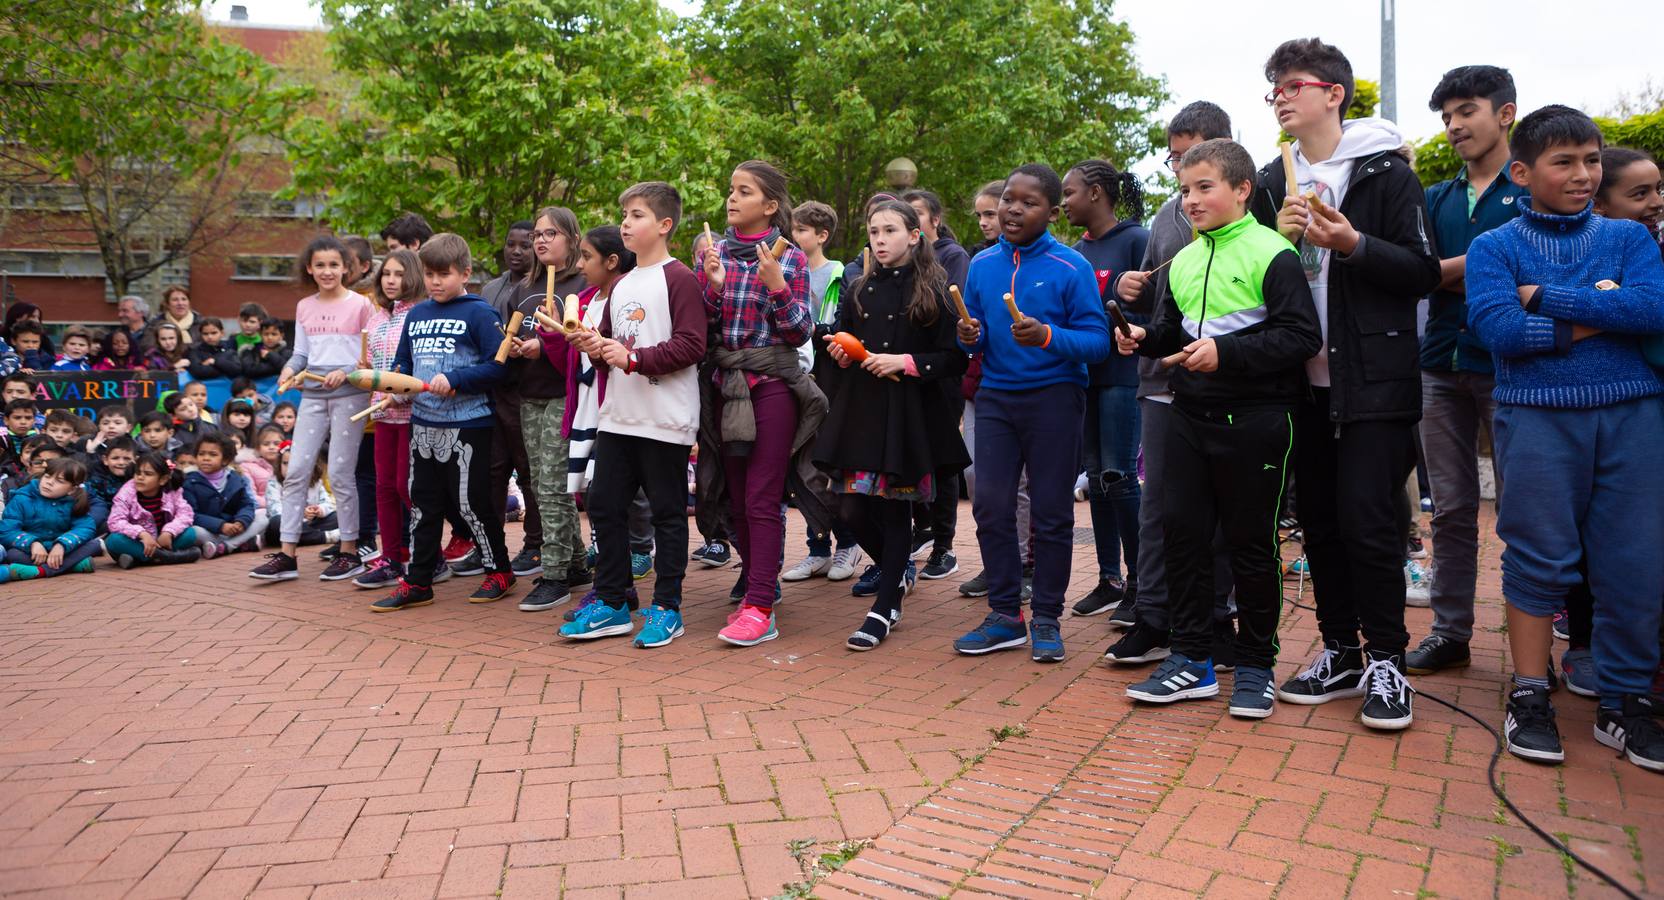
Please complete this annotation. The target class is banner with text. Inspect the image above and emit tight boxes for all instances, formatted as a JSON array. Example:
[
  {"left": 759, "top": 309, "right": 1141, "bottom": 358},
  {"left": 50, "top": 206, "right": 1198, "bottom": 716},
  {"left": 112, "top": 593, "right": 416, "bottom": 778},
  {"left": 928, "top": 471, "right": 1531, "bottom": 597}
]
[{"left": 30, "top": 370, "right": 179, "bottom": 418}]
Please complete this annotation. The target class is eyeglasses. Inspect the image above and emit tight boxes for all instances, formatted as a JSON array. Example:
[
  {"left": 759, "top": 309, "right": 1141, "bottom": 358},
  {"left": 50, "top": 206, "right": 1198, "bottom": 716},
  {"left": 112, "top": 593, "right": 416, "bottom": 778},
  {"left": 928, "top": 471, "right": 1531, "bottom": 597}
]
[
  {"left": 1265, "top": 80, "right": 1338, "bottom": 105},
  {"left": 531, "top": 229, "right": 562, "bottom": 241},
  {"left": 1164, "top": 154, "right": 1183, "bottom": 172}
]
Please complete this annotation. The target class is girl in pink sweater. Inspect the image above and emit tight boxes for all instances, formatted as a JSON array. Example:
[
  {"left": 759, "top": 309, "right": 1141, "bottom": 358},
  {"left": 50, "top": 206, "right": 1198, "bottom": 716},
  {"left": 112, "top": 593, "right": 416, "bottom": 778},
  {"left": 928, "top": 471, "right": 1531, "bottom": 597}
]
[{"left": 106, "top": 451, "right": 202, "bottom": 567}]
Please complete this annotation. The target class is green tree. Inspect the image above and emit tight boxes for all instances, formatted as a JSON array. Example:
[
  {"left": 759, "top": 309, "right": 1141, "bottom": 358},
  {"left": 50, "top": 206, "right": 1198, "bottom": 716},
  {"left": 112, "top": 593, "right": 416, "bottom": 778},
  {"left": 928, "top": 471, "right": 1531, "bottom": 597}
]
[
  {"left": 291, "top": 0, "right": 725, "bottom": 272},
  {"left": 0, "top": 0, "right": 307, "bottom": 295},
  {"left": 685, "top": 0, "right": 1166, "bottom": 256}
]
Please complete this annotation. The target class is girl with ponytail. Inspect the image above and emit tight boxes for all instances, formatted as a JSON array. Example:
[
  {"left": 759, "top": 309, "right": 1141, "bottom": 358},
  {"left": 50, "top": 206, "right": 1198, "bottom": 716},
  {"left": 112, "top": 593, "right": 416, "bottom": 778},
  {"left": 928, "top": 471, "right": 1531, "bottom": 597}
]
[{"left": 0, "top": 456, "right": 101, "bottom": 580}]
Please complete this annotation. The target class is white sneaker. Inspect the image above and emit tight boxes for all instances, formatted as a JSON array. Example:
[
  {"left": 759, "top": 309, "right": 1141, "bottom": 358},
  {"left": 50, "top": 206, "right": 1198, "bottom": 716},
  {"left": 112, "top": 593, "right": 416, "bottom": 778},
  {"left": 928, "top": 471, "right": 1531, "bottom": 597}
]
[
  {"left": 781, "top": 554, "right": 831, "bottom": 582},
  {"left": 1404, "top": 560, "right": 1432, "bottom": 608},
  {"left": 827, "top": 546, "right": 864, "bottom": 581}
]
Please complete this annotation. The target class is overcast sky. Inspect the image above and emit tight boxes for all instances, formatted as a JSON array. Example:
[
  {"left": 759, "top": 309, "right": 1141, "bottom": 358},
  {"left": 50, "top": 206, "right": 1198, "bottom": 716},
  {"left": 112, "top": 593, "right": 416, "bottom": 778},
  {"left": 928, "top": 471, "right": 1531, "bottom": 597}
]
[{"left": 211, "top": 0, "right": 1659, "bottom": 181}]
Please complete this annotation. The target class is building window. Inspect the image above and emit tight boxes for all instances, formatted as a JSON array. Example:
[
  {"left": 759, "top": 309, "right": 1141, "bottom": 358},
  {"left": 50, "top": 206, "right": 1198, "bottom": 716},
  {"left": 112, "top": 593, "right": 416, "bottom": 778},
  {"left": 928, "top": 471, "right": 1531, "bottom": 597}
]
[
  {"left": 0, "top": 248, "right": 105, "bottom": 277},
  {"left": 0, "top": 185, "right": 87, "bottom": 212},
  {"left": 236, "top": 192, "right": 326, "bottom": 219},
  {"left": 231, "top": 254, "right": 296, "bottom": 281}
]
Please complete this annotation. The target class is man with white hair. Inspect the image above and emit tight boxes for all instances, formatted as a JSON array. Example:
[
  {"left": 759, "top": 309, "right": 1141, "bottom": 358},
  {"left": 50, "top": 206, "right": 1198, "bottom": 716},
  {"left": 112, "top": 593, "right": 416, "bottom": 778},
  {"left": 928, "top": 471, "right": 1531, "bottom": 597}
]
[{"left": 117, "top": 295, "right": 151, "bottom": 348}]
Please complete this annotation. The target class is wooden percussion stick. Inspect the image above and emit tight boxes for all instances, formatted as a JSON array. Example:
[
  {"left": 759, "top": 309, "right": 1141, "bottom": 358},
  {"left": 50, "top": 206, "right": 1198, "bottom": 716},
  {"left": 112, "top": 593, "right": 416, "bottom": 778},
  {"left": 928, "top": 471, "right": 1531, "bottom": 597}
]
[
  {"left": 1160, "top": 349, "right": 1192, "bottom": 369},
  {"left": 768, "top": 236, "right": 789, "bottom": 260},
  {"left": 494, "top": 311, "right": 525, "bottom": 363},
  {"left": 545, "top": 265, "right": 557, "bottom": 317},
  {"left": 562, "top": 293, "right": 583, "bottom": 332},
  {"left": 349, "top": 397, "right": 394, "bottom": 423},
  {"left": 947, "top": 285, "right": 971, "bottom": 323},
  {"left": 1003, "top": 292, "right": 1023, "bottom": 323},
  {"left": 1280, "top": 141, "right": 1299, "bottom": 197},
  {"left": 532, "top": 309, "right": 563, "bottom": 331}
]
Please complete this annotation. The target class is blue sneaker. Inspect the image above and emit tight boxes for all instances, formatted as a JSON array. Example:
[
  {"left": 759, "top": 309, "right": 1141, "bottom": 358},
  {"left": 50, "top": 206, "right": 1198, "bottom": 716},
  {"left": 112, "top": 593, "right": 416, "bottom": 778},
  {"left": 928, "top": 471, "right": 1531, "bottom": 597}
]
[
  {"left": 1030, "top": 620, "right": 1065, "bottom": 663},
  {"left": 634, "top": 606, "right": 684, "bottom": 648},
  {"left": 852, "top": 564, "right": 883, "bottom": 598},
  {"left": 953, "top": 613, "right": 1029, "bottom": 655},
  {"left": 631, "top": 552, "right": 654, "bottom": 580},
  {"left": 901, "top": 561, "right": 917, "bottom": 597},
  {"left": 559, "top": 599, "right": 634, "bottom": 639},
  {"left": 1127, "top": 654, "right": 1219, "bottom": 703}
]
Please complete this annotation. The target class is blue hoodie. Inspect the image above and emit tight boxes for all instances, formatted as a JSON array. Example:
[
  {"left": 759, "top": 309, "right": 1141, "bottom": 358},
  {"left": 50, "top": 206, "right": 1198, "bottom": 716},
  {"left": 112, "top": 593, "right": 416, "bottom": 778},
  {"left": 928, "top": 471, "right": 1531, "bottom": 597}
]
[
  {"left": 957, "top": 230, "right": 1112, "bottom": 391},
  {"left": 0, "top": 479, "right": 97, "bottom": 552},
  {"left": 393, "top": 293, "right": 508, "bottom": 429}
]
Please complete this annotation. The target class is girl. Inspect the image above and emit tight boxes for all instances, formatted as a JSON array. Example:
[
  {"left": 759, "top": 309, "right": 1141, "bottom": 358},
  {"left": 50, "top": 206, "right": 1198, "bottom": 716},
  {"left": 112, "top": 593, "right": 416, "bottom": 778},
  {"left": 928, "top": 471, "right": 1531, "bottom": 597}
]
[
  {"left": 270, "top": 402, "right": 297, "bottom": 439},
  {"left": 0, "top": 457, "right": 101, "bottom": 580},
  {"left": 697, "top": 159, "right": 820, "bottom": 646},
  {"left": 149, "top": 323, "right": 189, "bottom": 374},
  {"left": 104, "top": 451, "right": 201, "bottom": 568},
  {"left": 251, "top": 235, "right": 375, "bottom": 583},
  {"left": 354, "top": 248, "right": 423, "bottom": 590},
  {"left": 241, "top": 424, "right": 282, "bottom": 521},
  {"left": 1597, "top": 147, "right": 1663, "bottom": 255},
  {"left": 814, "top": 200, "right": 968, "bottom": 649},
  {"left": 185, "top": 319, "right": 240, "bottom": 380},
  {"left": 94, "top": 329, "right": 163, "bottom": 371},
  {"left": 536, "top": 225, "right": 635, "bottom": 617},
  {"left": 1060, "top": 159, "right": 1150, "bottom": 618},
  {"left": 184, "top": 432, "right": 264, "bottom": 556},
  {"left": 220, "top": 399, "right": 257, "bottom": 449}
]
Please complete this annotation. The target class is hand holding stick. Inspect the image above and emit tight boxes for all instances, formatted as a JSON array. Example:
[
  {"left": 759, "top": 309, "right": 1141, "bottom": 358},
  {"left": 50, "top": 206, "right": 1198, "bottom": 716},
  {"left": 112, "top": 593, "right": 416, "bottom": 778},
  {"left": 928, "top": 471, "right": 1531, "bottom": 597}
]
[
  {"left": 495, "top": 311, "right": 526, "bottom": 363},
  {"left": 948, "top": 285, "right": 971, "bottom": 323},
  {"left": 562, "top": 293, "right": 583, "bottom": 332},
  {"left": 1160, "top": 349, "right": 1192, "bottom": 369},
  {"left": 769, "top": 236, "right": 789, "bottom": 260},
  {"left": 1002, "top": 292, "right": 1023, "bottom": 324},
  {"left": 350, "top": 397, "right": 393, "bottom": 422},
  {"left": 1106, "top": 301, "right": 1133, "bottom": 338}
]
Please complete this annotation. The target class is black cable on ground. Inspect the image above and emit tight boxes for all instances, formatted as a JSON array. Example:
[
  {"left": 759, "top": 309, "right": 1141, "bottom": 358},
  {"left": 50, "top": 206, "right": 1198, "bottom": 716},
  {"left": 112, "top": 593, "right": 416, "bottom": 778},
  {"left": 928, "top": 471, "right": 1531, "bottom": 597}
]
[{"left": 1415, "top": 687, "right": 1643, "bottom": 900}]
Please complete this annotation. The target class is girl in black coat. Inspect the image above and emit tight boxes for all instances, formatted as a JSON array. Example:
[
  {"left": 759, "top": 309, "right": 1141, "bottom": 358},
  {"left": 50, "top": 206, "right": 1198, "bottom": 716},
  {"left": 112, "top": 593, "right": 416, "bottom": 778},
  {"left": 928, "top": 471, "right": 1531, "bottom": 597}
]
[{"left": 813, "top": 200, "right": 969, "bottom": 650}]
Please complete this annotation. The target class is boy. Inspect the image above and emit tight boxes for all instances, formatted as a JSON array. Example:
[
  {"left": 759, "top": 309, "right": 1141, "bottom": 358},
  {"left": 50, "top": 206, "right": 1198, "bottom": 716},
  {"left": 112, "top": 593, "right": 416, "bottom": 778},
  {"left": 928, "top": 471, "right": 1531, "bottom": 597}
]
[
  {"left": 1467, "top": 105, "right": 1664, "bottom": 771},
  {"left": 12, "top": 322, "right": 49, "bottom": 371},
  {"left": 162, "top": 392, "right": 208, "bottom": 442},
  {"left": 76, "top": 405, "right": 133, "bottom": 457},
  {"left": 952, "top": 164, "right": 1112, "bottom": 663},
  {"left": 136, "top": 411, "right": 181, "bottom": 458},
  {"left": 377, "top": 233, "right": 512, "bottom": 611},
  {"left": 1405, "top": 65, "right": 1528, "bottom": 677},
  {"left": 1251, "top": 38, "right": 1440, "bottom": 730},
  {"left": 186, "top": 318, "right": 240, "bottom": 381},
  {"left": 51, "top": 326, "right": 93, "bottom": 371},
  {"left": 1116, "top": 139, "right": 1321, "bottom": 716},
  {"left": 42, "top": 411, "right": 79, "bottom": 449},
  {"left": 4, "top": 435, "right": 62, "bottom": 499},
  {"left": 2, "top": 399, "right": 37, "bottom": 479},
  {"left": 560, "top": 182, "right": 707, "bottom": 647},
  {"left": 235, "top": 303, "right": 269, "bottom": 351},
  {"left": 380, "top": 212, "right": 432, "bottom": 252},
  {"left": 781, "top": 200, "right": 865, "bottom": 584},
  {"left": 86, "top": 434, "right": 136, "bottom": 532},
  {"left": 1103, "top": 101, "right": 1237, "bottom": 667},
  {"left": 238, "top": 319, "right": 292, "bottom": 380}
]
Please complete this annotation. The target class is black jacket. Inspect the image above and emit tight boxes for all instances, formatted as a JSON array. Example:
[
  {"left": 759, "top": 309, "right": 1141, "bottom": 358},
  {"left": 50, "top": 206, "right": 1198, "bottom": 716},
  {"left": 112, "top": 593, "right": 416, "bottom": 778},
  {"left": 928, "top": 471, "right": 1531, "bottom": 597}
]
[
  {"left": 185, "top": 339, "right": 242, "bottom": 381},
  {"left": 1251, "top": 147, "right": 1440, "bottom": 424},
  {"left": 238, "top": 342, "right": 291, "bottom": 380},
  {"left": 812, "top": 264, "right": 969, "bottom": 484}
]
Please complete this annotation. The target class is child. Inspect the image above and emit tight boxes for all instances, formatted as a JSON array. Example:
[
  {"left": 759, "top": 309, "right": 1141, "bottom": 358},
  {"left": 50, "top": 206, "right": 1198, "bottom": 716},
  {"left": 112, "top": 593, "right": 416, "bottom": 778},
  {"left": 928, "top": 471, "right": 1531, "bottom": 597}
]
[
  {"left": 229, "top": 377, "right": 273, "bottom": 423},
  {"left": 136, "top": 410, "right": 181, "bottom": 458},
  {"left": 51, "top": 326, "right": 94, "bottom": 371},
  {"left": 558, "top": 182, "right": 706, "bottom": 646},
  {"left": 1468, "top": 105, "right": 1664, "bottom": 771},
  {"left": 86, "top": 435, "right": 136, "bottom": 532},
  {"left": 536, "top": 226, "right": 635, "bottom": 618},
  {"left": 235, "top": 303, "right": 269, "bottom": 351},
  {"left": 105, "top": 450, "right": 201, "bottom": 567},
  {"left": 182, "top": 382, "right": 214, "bottom": 424},
  {"left": 3, "top": 372, "right": 36, "bottom": 407},
  {"left": 1405, "top": 66, "right": 1528, "bottom": 679},
  {"left": 183, "top": 432, "right": 263, "bottom": 556},
  {"left": 1113, "top": 139, "right": 1320, "bottom": 716},
  {"left": 5, "top": 435, "right": 62, "bottom": 499},
  {"left": 0, "top": 456, "right": 101, "bottom": 580},
  {"left": 352, "top": 248, "right": 425, "bottom": 590},
  {"left": 0, "top": 336, "right": 18, "bottom": 377},
  {"left": 697, "top": 160, "right": 824, "bottom": 646},
  {"left": 380, "top": 212, "right": 432, "bottom": 252},
  {"left": 500, "top": 209, "right": 589, "bottom": 607},
  {"left": 952, "top": 163, "right": 1112, "bottom": 663},
  {"left": 161, "top": 392, "right": 211, "bottom": 442},
  {"left": 1596, "top": 148, "right": 1663, "bottom": 252},
  {"left": 95, "top": 329, "right": 163, "bottom": 371},
  {"left": 782, "top": 199, "right": 865, "bottom": 585},
  {"left": 150, "top": 323, "right": 190, "bottom": 374},
  {"left": 219, "top": 399, "right": 257, "bottom": 449},
  {"left": 185, "top": 318, "right": 240, "bottom": 381},
  {"left": 375, "top": 233, "right": 512, "bottom": 610},
  {"left": 1252, "top": 38, "right": 1440, "bottom": 730},
  {"left": 269, "top": 402, "right": 297, "bottom": 439},
  {"left": 42, "top": 410, "right": 80, "bottom": 449},
  {"left": 813, "top": 199, "right": 968, "bottom": 649},
  {"left": 250, "top": 235, "right": 375, "bottom": 583},
  {"left": 75, "top": 404, "right": 131, "bottom": 457},
  {"left": 3, "top": 399, "right": 37, "bottom": 470},
  {"left": 12, "top": 321, "right": 49, "bottom": 372},
  {"left": 238, "top": 319, "right": 292, "bottom": 380},
  {"left": 241, "top": 424, "right": 282, "bottom": 521},
  {"left": 1060, "top": 160, "right": 1149, "bottom": 618}
]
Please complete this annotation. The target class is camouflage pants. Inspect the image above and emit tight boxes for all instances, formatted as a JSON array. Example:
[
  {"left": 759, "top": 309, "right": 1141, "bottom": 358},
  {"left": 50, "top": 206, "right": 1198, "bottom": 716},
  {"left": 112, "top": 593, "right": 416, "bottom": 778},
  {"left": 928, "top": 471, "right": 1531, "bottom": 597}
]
[{"left": 522, "top": 396, "right": 584, "bottom": 576}]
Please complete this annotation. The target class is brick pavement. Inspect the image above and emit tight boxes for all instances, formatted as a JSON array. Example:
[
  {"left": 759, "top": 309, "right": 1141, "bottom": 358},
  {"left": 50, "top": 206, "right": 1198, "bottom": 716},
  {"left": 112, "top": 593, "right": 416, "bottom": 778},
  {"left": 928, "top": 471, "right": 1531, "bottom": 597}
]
[{"left": 0, "top": 503, "right": 1659, "bottom": 898}]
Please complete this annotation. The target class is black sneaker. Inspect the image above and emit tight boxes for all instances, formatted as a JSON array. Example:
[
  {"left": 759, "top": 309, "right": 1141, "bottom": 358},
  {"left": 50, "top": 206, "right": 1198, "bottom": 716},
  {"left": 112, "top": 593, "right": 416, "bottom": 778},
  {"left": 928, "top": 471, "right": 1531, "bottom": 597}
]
[
  {"left": 156, "top": 547, "right": 203, "bottom": 565},
  {"left": 518, "top": 578, "right": 570, "bottom": 612},
  {"left": 1595, "top": 695, "right": 1664, "bottom": 772},
  {"left": 1405, "top": 634, "right": 1471, "bottom": 675},
  {"left": 1102, "top": 623, "right": 1171, "bottom": 664},
  {"left": 357, "top": 536, "right": 379, "bottom": 563},
  {"left": 908, "top": 534, "right": 933, "bottom": 561},
  {"left": 959, "top": 570, "right": 989, "bottom": 597},
  {"left": 510, "top": 547, "right": 543, "bottom": 577},
  {"left": 566, "top": 563, "right": 593, "bottom": 588},
  {"left": 852, "top": 565, "right": 883, "bottom": 598},
  {"left": 1212, "top": 619, "right": 1238, "bottom": 672},
  {"left": 1071, "top": 578, "right": 1122, "bottom": 616},
  {"left": 468, "top": 572, "right": 516, "bottom": 603},
  {"left": 451, "top": 548, "right": 485, "bottom": 576},
  {"left": 1229, "top": 666, "right": 1277, "bottom": 719},
  {"left": 920, "top": 549, "right": 958, "bottom": 580},
  {"left": 1108, "top": 597, "right": 1138, "bottom": 630},
  {"left": 372, "top": 579, "right": 435, "bottom": 612},
  {"left": 1359, "top": 651, "right": 1414, "bottom": 731},
  {"left": 1504, "top": 684, "right": 1564, "bottom": 764},
  {"left": 1277, "top": 640, "right": 1365, "bottom": 704},
  {"left": 319, "top": 553, "right": 367, "bottom": 582},
  {"left": 318, "top": 542, "right": 341, "bottom": 562},
  {"left": 249, "top": 552, "right": 299, "bottom": 581},
  {"left": 697, "top": 541, "right": 733, "bottom": 568},
  {"left": 352, "top": 558, "right": 404, "bottom": 590}
]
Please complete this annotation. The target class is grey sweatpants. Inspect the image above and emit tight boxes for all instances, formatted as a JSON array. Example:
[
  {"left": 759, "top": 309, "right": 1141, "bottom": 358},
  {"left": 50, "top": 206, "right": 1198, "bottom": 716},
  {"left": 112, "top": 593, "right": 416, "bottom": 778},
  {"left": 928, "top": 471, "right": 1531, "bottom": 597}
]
[
  {"left": 282, "top": 392, "right": 370, "bottom": 543},
  {"left": 1421, "top": 370, "right": 1501, "bottom": 642}
]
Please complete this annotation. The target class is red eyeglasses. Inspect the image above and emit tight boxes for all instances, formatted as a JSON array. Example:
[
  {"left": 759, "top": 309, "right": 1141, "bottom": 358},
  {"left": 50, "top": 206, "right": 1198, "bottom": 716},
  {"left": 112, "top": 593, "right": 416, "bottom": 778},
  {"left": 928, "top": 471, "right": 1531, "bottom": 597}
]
[{"left": 1265, "top": 81, "right": 1338, "bottom": 105}]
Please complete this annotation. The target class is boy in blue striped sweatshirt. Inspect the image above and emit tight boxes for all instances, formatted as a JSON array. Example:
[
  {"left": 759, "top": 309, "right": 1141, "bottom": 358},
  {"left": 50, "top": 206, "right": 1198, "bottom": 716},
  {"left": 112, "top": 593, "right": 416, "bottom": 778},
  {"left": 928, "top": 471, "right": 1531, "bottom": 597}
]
[
  {"left": 378, "top": 234, "right": 512, "bottom": 612},
  {"left": 1467, "top": 105, "right": 1664, "bottom": 772}
]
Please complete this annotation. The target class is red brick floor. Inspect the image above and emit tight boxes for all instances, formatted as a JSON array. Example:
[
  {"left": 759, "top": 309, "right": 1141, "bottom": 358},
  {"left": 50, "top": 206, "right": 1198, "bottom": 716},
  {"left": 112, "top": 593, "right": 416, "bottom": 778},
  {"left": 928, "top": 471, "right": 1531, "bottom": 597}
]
[{"left": 0, "top": 503, "right": 1659, "bottom": 898}]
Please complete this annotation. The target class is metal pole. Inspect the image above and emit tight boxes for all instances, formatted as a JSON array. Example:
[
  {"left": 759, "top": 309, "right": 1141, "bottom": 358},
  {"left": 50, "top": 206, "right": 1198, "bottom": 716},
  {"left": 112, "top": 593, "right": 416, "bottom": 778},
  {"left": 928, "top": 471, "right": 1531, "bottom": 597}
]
[{"left": 1381, "top": 0, "right": 1398, "bottom": 121}]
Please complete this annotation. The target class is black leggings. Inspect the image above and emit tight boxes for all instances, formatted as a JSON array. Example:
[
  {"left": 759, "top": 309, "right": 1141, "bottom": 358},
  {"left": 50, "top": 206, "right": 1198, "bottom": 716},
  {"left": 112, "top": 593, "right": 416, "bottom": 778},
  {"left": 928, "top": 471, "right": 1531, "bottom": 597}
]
[{"left": 839, "top": 493, "right": 912, "bottom": 614}]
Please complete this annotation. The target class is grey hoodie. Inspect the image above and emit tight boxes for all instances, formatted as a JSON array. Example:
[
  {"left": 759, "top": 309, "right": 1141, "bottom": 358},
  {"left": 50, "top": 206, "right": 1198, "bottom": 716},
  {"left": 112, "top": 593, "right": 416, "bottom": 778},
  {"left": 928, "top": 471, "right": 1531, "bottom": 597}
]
[{"left": 1118, "top": 196, "right": 1195, "bottom": 399}]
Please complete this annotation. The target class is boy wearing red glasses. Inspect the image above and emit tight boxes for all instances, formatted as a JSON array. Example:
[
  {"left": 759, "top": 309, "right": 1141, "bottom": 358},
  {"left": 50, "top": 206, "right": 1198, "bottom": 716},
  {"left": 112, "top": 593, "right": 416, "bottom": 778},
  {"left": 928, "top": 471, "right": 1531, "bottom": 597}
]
[{"left": 1250, "top": 37, "right": 1440, "bottom": 731}]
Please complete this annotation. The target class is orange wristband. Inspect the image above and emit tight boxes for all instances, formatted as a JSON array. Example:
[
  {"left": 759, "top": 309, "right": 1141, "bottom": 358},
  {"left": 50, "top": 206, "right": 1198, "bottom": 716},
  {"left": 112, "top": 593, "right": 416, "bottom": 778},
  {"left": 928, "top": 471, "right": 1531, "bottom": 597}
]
[{"left": 1042, "top": 324, "right": 1053, "bottom": 348}]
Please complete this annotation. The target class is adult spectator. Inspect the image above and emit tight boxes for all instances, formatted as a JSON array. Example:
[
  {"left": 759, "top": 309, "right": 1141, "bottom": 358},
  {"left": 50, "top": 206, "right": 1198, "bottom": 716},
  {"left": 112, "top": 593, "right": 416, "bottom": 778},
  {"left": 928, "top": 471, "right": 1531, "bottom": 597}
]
[
  {"left": 149, "top": 284, "right": 197, "bottom": 345},
  {"left": 116, "top": 295, "right": 152, "bottom": 348}
]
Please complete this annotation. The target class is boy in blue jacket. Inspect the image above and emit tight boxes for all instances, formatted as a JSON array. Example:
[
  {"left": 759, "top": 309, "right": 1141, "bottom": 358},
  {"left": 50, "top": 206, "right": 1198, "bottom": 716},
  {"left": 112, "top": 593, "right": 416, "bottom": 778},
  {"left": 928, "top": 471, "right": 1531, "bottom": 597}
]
[
  {"left": 1467, "top": 105, "right": 1664, "bottom": 772},
  {"left": 952, "top": 163, "right": 1113, "bottom": 663},
  {"left": 182, "top": 432, "right": 262, "bottom": 557},
  {"left": 379, "top": 234, "right": 511, "bottom": 611}
]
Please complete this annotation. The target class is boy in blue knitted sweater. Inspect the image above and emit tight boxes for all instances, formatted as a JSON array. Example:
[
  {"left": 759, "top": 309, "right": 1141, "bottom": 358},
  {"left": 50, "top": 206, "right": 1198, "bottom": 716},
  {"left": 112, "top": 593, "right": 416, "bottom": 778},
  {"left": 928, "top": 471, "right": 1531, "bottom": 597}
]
[{"left": 1467, "top": 105, "right": 1664, "bottom": 772}]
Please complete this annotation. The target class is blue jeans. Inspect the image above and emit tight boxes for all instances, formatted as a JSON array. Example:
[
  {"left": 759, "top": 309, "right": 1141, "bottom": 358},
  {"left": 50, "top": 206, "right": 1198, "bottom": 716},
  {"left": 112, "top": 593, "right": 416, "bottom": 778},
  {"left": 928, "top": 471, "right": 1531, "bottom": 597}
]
[
  {"left": 1084, "top": 385, "right": 1141, "bottom": 581},
  {"left": 1494, "top": 399, "right": 1664, "bottom": 706}
]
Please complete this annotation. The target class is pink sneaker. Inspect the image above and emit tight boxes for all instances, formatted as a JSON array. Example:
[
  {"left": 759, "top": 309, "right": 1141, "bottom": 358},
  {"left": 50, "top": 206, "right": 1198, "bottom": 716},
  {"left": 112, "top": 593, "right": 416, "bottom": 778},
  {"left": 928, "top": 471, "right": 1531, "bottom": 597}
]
[{"left": 718, "top": 605, "right": 778, "bottom": 646}]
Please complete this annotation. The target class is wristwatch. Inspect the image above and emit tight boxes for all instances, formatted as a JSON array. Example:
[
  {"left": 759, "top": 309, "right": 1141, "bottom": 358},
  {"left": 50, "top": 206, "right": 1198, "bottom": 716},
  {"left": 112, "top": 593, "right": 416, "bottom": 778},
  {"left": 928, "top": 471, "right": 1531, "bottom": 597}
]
[{"left": 627, "top": 351, "right": 640, "bottom": 374}]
